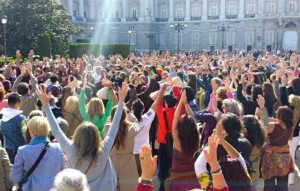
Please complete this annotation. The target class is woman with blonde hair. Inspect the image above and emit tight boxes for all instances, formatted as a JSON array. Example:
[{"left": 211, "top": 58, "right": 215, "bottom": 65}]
[
  {"left": 38, "top": 82, "right": 128, "bottom": 191},
  {"left": 63, "top": 96, "right": 83, "bottom": 138},
  {"left": 10, "top": 116, "right": 64, "bottom": 191},
  {"left": 79, "top": 74, "right": 117, "bottom": 138}
]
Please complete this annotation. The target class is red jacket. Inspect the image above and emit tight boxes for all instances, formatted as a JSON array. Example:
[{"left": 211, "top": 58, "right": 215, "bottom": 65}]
[{"left": 156, "top": 86, "right": 182, "bottom": 144}]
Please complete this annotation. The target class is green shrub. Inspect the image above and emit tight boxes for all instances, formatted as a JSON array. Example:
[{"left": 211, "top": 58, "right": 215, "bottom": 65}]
[
  {"left": 69, "top": 43, "right": 130, "bottom": 59},
  {"left": 76, "top": 39, "right": 90, "bottom": 43},
  {"left": 38, "top": 34, "right": 51, "bottom": 58}
]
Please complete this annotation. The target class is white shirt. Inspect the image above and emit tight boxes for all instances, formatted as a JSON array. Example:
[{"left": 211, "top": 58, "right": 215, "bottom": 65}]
[{"left": 133, "top": 108, "right": 156, "bottom": 154}]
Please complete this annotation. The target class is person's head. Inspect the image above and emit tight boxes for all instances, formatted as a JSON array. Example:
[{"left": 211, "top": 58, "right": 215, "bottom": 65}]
[
  {"left": 8, "top": 93, "right": 21, "bottom": 109},
  {"left": 72, "top": 122, "right": 101, "bottom": 158},
  {"left": 187, "top": 73, "right": 197, "bottom": 95},
  {"left": 51, "top": 168, "right": 89, "bottom": 191},
  {"left": 176, "top": 114, "right": 199, "bottom": 156},
  {"left": 57, "top": 117, "right": 69, "bottom": 135},
  {"left": 2, "top": 80, "right": 11, "bottom": 93},
  {"left": 131, "top": 99, "right": 145, "bottom": 122},
  {"left": 163, "top": 94, "right": 178, "bottom": 108},
  {"left": 221, "top": 113, "right": 242, "bottom": 140},
  {"left": 50, "top": 74, "right": 59, "bottom": 83},
  {"left": 216, "top": 87, "right": 228, "bottom": 101},
  {"left": 183, "top": 86, "right": 195, "bottom": 102},
  {"left": 276, "top": 106, "right": 294, "bottom": 128},
  {"left": 27, "top": 116, "right": 50, "bottom": 137},
  {"left": 28, "top": 110, "right": 44, "bottom": 119},
  {"left": 51, "top": 85, "right": 61, "bottom": 98},
  {"left": 17, "top": 82, "right": 30, "bottom": 96},
  {"left": 219, "top": 156, "right": 252, "bottom": 191},
  {"left": 262, "top": 82, "right": 276, "bottom": 100},
  {"left": 0, "top": 88, "right": 5, "bottom": 102},
  {"left": 222, "top": 99, "right": 243, "bottom": 116},
  {"left": 291, "top": 78, "right": 300, "bottom": 96},
  {"left": 111, "top": 106, "right": 129, "bottom": 150},
  {"left": 87, "top": 98, "right": 105, "bottom": 119},
  {"left": 0, "top": 74, "right": 5, "bottom": 82},
  {"left": 243, "top": 115, "right": 266, "bottom": 148},
  {"left": 64, "top": 96, "right": 80, "bottom": 113},
  {"left": 251, "top": 85, "right": 263, "bottom": 101},
  {"left": 211, "top": 77, "right": 222, "bottom": 92}
]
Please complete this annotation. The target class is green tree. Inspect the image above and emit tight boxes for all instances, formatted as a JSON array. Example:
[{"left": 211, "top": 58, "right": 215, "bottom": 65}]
[
  {"left": 0, "top": 0, "right": 84, "bottom": 57},
  {"left": 38, "top": 33, "right": 51, "bottom": 57}
]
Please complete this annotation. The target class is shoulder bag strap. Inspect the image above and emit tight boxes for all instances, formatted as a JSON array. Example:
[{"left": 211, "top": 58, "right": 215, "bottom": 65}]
[{"left": 18, "top": 142, "right": 49, "bottom": 188}]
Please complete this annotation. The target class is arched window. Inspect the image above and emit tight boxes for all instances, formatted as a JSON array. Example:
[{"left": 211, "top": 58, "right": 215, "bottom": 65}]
[
  {"left": 288, "top": 0, "right": 297, "bottom": 12},
  {"left": 175, "top": 4, "right": 184, "bottom": 18},
  {"left": 247, "top": 0, "right": 255, "bottom": 14},
  {"left": 228, "top": 1, "right": 237, "bottom": 15},
  {"left": 209, "top": 2, "right": 218, "bottom": 16},
  {"left": 191, "top": 3, "right": 201, "bottom": 17},
  {"left": 267, "top": 0, "right": 276, "bottom": 13}
]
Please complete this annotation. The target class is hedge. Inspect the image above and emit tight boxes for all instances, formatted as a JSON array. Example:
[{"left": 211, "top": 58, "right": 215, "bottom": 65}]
[
  {"left": 38, "top": 33, "right": 51, "bottom": 58},
  {"left": 76, "top": 39, "right": 90, "bottom": 43},
  {"left": 69, "top": 43, "right": 130, "bottom": 59}
]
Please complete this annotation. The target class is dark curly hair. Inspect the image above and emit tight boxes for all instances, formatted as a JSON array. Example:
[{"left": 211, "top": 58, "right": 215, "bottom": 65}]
[
  {"left": 176, "top": 114, "right": 199, "bottom": 156},
  {"left": 276, "top": 106, "right": 295, "bottom": 128},
  {"left": 221, "top": 113, "right": 242, "bottom": 140},
  {"left": 243, "top": 115, "right": 266, "bottom": 148}
]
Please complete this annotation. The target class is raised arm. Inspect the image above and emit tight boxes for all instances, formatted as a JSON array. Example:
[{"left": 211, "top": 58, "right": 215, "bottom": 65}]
[
  {"left": 37, "top": 87, "right": 73, "bottom": 156},
  {"left": 78, "top": 74, "right": 89, "bottom": 121},
  {"left": 172, "top": 90, "right": 186, "bottom": 143},
  {"left": 101, "top": 82, "right": 129, "bottom": 155}
]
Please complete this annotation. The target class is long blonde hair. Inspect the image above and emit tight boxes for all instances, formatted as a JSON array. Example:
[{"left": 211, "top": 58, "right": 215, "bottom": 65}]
[
  {"left": 64, "top": 96, "right": 80, "bottom": 113},
  {"left": 72, "top": 122, "right": 101, "bottom": 165},
  {"left": 87, "top": 98, "right": 104, "bottom": 119}
]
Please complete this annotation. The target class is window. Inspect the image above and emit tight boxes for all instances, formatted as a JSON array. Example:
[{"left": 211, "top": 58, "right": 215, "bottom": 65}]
[
  {"left": 245, "top": 31, "right": 254, "bottom": 44},
  {"left": 159, "top": 33, "right": 166, "bottom": 45},
  {"left": 265, "top": 31, "right": 274, "bottom": 43},
  {"left": 228, "top": 1, "right": 237, "bottom": 15},
  {"left": 209, "top": 2, "right": 218, "bottom": 16},
  {"left": 84, "top": 12, "right": 87, "bottom": 18},
  {"left": 73, "top": 10, "right": 77, "bottom": 17},
  {"left": 192, "top": 32, "right": 200, "bottom": 45},
  {"left": 116, "top": 11, "right": 120, "bottom": 19},
  {"left": 267, "top": 0, "right": 276, "bottom": 13},
  {"left": 192, "top": 4, "right": 201, "bottom": 17},
  {"left": 175, "top": 4, "right": 184, "bottom": 18},
  {"left": 160, "top": 7, "right": 168, "bottom": 18},
  {"left": 209, "top": 32, "right": 217, "bottom": 44},
  {"left": 132, "top": 10, "right": 137, "bottom": 18},
  {"left": 289, "top": 0, "right": 297, "bottom": 12},
  {"left": 226, "top": 31, "right": 235, "bottom": 44},
  {"left": 247, "top": 0, "right": 255, "bottom": 14}
]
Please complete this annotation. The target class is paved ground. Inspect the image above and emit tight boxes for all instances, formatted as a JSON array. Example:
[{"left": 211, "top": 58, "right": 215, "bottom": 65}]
[{"left": 152, "top": 149, "right": 300, "bottom": 190}]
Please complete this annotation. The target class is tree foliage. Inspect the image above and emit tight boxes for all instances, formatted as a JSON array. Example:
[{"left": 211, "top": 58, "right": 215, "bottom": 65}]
[
  {"left": 0, "top": 0, "right": 84, "bottom": 56},
  {"left": 38, "top": 33, "right": 51, "bottom": 58}
]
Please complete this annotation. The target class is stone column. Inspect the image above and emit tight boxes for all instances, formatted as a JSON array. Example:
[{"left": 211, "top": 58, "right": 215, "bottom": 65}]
[
  {"left": 238, "top": 0, "right": 244, "bottom": 19},
  {"left": 202, "top": 0, "right": 208, "bottom": 20},
  {"left": 89, "top": 0, "right": 96, "bottom": 19},
  {"left": 139, "top": 0, "right": 145, "bottom": 21},
  {"left": 79, "top": 0, "right": 84, "bottom": 18},
  {"left": 185, "top": 0, "right": 190, "bottom": 21},
  {"left": 122, "top": 0, "right": 128, "bottom": 21},
  {"left": 169, "top": 0, "right": 174, "bottom": 21},
  {"left": 220, "top": 0, "right": 225, "bottom": 19},
  {"left": 68, "top": 0, "right": 73, "bottom": 19}
]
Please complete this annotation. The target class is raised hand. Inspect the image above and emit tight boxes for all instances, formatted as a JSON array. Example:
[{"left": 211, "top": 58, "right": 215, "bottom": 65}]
[
  {"left": 256, "top": 95, "right": 265, "bottom": 108},
  {"left": 83, "top": 73, "right": 88, "bottom": 88},
  {"left": 101, "top": 73, "right": 113, "bottom": 89},
  {"left": 118, "top": 81, "right": 129, "bottom": 102},
  {"left": 36, "top": 86, "right": 51, "bottom": 106},
  {"left": 281, "top": 74, "right": 287, "bottom": 86},
  {"left": 180, "top": 89, "right": 187, "bottom": 104},
  {"left": 140, "top": 145, "right": 158, "bottom": 181},
  {"left": 203, "top": 135, "right": 219, "bottom": 166}
]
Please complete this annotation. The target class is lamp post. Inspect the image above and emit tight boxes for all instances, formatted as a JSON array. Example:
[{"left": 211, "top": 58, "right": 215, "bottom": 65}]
[
  {"left": 1, "top": 15, "right": 7, "bottom": 64},
  {"left": 170, "top": 20, "right": 187, "bottom": 55},
  {"left": 145, "top": 33, "right": 154, "bottom": 53},
  {"left": 128, "top": 29, "right": 132, "bottom": 52},
  {"left": 218, "top": 24, "right": 229, "bottom": 50}
]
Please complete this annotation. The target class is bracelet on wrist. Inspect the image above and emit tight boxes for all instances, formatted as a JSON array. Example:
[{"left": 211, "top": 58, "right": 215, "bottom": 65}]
[
  {"left": 211, "top": 168, "right": 222, "bottom": 175},
  {"left": 139, "top": 178, "right": 152, "bottom": 185}
]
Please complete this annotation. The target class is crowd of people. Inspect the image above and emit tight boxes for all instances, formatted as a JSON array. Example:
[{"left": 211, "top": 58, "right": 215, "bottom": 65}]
[{"left": 0, "top": 48, "right": 299, "bottom": 191}]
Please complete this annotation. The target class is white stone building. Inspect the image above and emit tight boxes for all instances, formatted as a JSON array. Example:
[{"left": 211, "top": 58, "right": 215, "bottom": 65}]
[{"left": 58, "top": 0, "right": 300, "bottom": 52}]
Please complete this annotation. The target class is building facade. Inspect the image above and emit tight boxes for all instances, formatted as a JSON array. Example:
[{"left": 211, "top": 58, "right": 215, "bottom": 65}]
[{"left": 58, "top": 0, "right": 300, "bottom": 52}]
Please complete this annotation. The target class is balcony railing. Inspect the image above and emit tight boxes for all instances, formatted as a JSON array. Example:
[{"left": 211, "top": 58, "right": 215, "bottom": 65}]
[
  {"left": 155, "top": 18, "right": 168, "bottom": 22},
  {"left": 245, "top": 14, "right": 255, "bottom": 18},
  {"left": 174, "top": 17, "right": 184, "bottom": 21},
  {"left": 126, "top": 17, "right": 138, "bottom": 21},
  {"left": 226, "top": 15, "right": 237, "bottom": 19},
  {"left": 208, "top": 16, "right": 219, "bottom": 20},
  {"left": 109, "top": 18, "right": 121, "bottom": 22},
  {"left": 75, "top": 17, "right": 83, "bottom": 21},
  {"left": 191, "top": 17, "right": 201, "bottom": 21}
]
